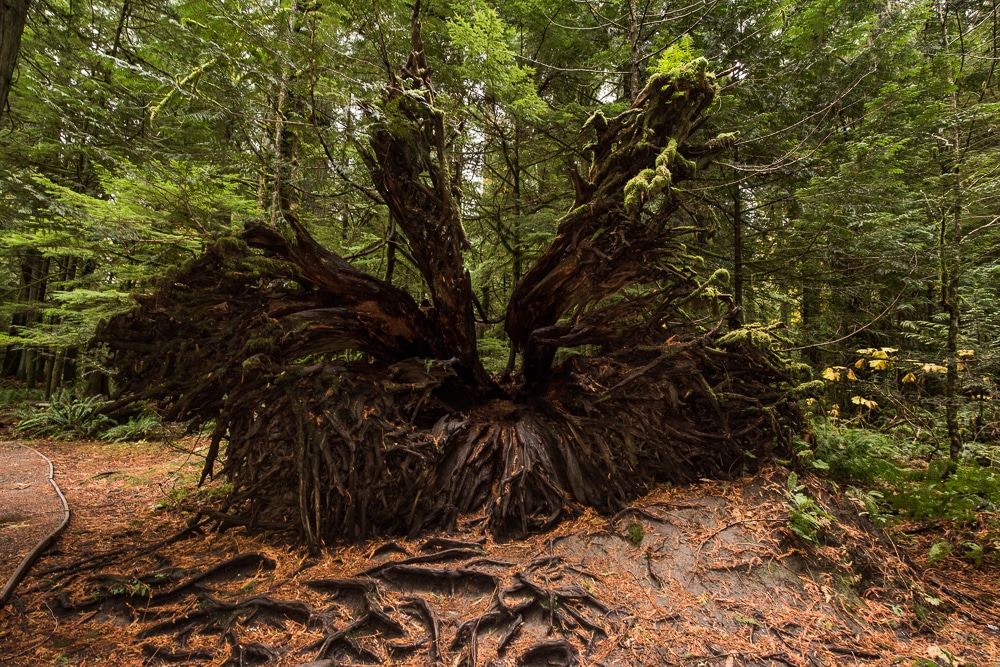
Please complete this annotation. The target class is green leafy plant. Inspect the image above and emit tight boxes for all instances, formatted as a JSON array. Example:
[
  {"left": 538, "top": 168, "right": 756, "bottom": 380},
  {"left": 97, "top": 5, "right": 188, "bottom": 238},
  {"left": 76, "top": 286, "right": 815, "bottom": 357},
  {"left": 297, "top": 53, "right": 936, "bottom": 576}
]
[
  {"left": 785, "top": 472, "right": 833, "bottom": 546},
  {"left": 927, "top": 540, "right": 952, "bottom": 564},
  {"left": 15, "top": 391, "right": 113, "bottom": 440},
  {"left": 963, "top": 541, "right": 984, "bottom": 566},
  {"left": 100, "top": 413, "right": 163, "bottom": 442},
  {"left": 809, "top": 424, "right": 904, "bottom": 484},
  {"left": 0, "top": 385, "right": 46, "bottom": 407},
  {"left": 893, "top": 461, "right": 1000, "bottom": 521},
  {"left": 107, "top": 577, "right": 151, "bottom": 598}
]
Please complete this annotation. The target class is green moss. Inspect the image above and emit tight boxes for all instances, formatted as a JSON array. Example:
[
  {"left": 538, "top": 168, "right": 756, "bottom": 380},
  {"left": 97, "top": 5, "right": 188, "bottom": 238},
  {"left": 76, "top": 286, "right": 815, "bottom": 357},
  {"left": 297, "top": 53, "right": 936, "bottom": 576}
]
[
  {"left": 624, "top": 164, "right": 673, "bottom": 217},
  {"left": 626, "top": 521, "right": 645, "bottom": 546},
  {"left": 709, "top": 268, "right": 730, "bottom": 285},
  {"left": 214, "top": 235, "right": 247, "bottom": 254},
  {"left": 655, "top": 138, "right": 678, "bottom": 169},
  {"left": 790, "top": 380, "right": 826, "bottom": 398},
  {"left": 583, "top": 110, "right": 609, "bottom": 134},
  {"left": 715, "top": 326, "right": 780, "bottom": 351}
]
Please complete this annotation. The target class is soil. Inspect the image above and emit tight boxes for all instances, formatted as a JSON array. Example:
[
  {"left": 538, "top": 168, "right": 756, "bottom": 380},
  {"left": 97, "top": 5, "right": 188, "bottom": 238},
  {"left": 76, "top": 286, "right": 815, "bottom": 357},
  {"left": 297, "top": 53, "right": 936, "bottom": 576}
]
[
  {"left": 0, "top": 437, "right": 998, "bottom": 666},
  {"left": 0, "top": 443, "right": 65, "bottom": 589}
]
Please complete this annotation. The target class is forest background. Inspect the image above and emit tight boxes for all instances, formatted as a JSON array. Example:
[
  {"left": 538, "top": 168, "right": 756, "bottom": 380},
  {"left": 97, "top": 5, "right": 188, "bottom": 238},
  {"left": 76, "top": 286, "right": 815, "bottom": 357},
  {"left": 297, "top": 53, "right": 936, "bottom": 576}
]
[{"left": 2, "top": 0, "right": 1000, "bottom": 550}]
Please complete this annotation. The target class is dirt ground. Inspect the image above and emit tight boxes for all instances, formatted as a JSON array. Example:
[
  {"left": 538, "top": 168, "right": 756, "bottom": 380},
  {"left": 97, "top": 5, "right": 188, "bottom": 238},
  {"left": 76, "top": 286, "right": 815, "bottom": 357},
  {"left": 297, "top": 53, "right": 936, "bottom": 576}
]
[
  {"left": 1, "top": 437, "right": 998, "bottom": 666},
  {"left": 0, "top": 443, "right": 66, "bottom": 587}
]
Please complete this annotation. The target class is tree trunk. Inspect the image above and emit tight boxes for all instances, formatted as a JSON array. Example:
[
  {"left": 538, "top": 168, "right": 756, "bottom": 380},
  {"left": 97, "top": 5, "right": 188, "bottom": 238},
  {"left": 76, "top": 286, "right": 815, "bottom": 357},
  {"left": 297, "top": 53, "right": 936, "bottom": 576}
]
[
  {"left": 940, "top": 0, "right": 964, "bottom": 465},
  {"left": 729, "top": 146, "right": 744, "bottom": 330},
  {"left": 0, "top": 0, "right": 29, "bottom": 124}
]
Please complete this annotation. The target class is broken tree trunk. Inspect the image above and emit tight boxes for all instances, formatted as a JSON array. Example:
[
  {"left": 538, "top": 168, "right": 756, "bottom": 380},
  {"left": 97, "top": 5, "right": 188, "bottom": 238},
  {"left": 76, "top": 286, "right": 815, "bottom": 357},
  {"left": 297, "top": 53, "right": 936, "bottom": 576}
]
[{"left": 97, "top": 20, "right": 804, "bottom": 547}]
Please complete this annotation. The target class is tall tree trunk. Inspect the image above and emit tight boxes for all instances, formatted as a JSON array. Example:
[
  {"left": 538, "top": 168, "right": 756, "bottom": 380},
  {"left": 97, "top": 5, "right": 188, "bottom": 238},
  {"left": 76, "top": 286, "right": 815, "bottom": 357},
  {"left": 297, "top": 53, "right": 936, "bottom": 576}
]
[
  {"left": 729, "top": 146, "right": 744, "bottom": 330},
  {"left": 0, "top": 0, "right": 29, "bottom": 124},
  {"left": 940, "top": 0, "right": 963, "bottom": 465},
  {"left": 626, "top": 0, "right": 641, "bottom": 101}
]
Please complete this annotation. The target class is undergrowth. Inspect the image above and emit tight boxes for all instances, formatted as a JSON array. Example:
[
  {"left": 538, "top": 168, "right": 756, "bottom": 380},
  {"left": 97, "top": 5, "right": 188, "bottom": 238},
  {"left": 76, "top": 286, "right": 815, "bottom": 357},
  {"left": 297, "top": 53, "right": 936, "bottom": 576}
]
[
  {"left": 796, "top": 418, "right": 1000, "bottom": 566},
  {"left": 13, "top": 390, "right": 164, "bottom": 442}
]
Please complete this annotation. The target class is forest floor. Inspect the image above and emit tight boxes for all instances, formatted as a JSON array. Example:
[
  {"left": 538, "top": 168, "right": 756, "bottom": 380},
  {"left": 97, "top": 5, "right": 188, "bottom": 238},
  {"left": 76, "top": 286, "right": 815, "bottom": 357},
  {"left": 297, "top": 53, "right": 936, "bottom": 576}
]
[{"left": 0, "top": 437, "right": 998, "bottom": 667}]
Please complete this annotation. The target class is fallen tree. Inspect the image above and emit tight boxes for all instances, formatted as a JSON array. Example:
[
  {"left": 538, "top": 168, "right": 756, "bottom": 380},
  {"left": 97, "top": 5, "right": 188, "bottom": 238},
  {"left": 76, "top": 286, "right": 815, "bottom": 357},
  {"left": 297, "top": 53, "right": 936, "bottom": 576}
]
[{"left": 97, "top": 14, "right": 806, "bottom": 547}]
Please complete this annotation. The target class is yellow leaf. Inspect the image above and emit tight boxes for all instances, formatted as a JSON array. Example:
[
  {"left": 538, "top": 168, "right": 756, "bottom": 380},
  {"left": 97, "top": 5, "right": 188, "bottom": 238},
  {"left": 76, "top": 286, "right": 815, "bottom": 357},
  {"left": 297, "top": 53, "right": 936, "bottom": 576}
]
[
  {"left": 872, "top": 350, "right": 889, "bottom": 360},
  {"left": 902, "top": 372, "right": 917, "bottom": 384},
  {"left": 881, "top": 347, "right": 898, "bottom": 354},
  {"left": 957, "top": 362, "right": 966, "bottom": 371},
  {"left": 805, "top": 397, "right": 817, "bottom": 406},
  {"left": 855, "top": 358, "right": 867, "bottom": 369},
  {"left": 851, "top": 395, "right": 878, "bottom": 409},
  {"left": 856, "top": 348, "right": 875, "bottom": 356},
  {"left": 958, "top": 349, "right": 974, "bottom": 358},
  {"left": 870, "top": 359, "right": 889, "bottom": 371},
  {"left": 822, "top": 367, "right": 841, "bottom": 382},
  {"left": 847, "top": 369, "right": 859, "bottom": 381},
  {"left": 923, "top": 364, "right": 948, "bottom": 374}
]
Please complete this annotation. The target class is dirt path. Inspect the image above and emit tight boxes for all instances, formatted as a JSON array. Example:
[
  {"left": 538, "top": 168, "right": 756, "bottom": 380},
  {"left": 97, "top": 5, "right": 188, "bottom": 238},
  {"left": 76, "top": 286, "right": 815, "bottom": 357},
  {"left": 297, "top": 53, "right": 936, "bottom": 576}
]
[
  {"left": 0, "top": 439, "right": 997, "bottom": 666},
  {"left": 0, "top": 443, "right": 68, "bottom": 605}
]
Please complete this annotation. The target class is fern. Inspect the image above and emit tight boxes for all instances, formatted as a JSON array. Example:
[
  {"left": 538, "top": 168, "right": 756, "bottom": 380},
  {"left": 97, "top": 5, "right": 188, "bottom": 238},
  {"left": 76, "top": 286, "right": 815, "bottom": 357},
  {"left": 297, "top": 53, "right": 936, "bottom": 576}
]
[
  {"left": 101, "top": 414, "right": 163, "bottom": 442},
  {"left": 15, "top": 391, "right": 114, "bottom": 440},
  {"left": 784, "top": 472, "right": 833, "bottom": 546}
]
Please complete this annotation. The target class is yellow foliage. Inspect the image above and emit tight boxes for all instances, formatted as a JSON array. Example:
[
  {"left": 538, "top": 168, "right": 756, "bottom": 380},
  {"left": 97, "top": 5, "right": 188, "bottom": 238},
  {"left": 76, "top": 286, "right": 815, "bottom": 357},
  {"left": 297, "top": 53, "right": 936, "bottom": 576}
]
[
  {"left": 851, "top": 395, "right": 878, "bottom": 409},
  {"left": 856, "top": 348, "right": 875, "bottom": 356},
  {"left": 847, "top": 369, "right": 859, "bottom": 381},
  {"left": 870, "top": 359, "right": 889, "bottom": 371},
  {"left": 922, "top": 364, "right": 948, "bottom": 374},
  {"left": 958, "top": 349, "right": 974, "bottom": 358},
  {"left": 855, "top": 358, "right": 867, "bottom": 369},
  {"left": 822, "top": 367, "right": 841, "bottom": 382},
  {"left": 902, "top": 372, "right": 917, "bottom": 384}
]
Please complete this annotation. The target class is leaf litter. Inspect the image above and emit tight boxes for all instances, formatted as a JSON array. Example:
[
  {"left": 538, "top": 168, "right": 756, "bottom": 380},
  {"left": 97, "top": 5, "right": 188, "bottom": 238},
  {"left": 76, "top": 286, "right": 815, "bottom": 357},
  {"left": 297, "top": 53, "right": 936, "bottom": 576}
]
[{"left": 1, "top": 438, "right": 998, "bottom": 666}]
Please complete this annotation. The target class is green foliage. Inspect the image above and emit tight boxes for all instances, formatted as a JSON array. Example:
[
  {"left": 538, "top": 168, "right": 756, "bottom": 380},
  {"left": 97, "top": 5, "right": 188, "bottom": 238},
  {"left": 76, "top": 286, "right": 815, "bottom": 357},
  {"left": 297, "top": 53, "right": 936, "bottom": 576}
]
[
  {"left": 803, "top": 419, "right": 1000, "bottom": 524},
  {"left": 101, "top": 414, "right": 164, "bottom": 443},
  {"left": 0, "top": 385, "right": 45, "bottom": 406},
  {"left": 808, "top": 425, "right": 903, "bottom": 484},
  {"left": 626, "top": 521, "right": 645, "bottom": 546},
  {"left": 105, "top": 577, "right": 151, "bottom": 598},
  {"left": 963, "top": 541, "right": 984, "bottom": 567},
  {"left": 446, "top": 1, "right": 546, "bottom": 120},
  {"left": 927, "top": 540, "right": 952, "bottom": 564},
  {"left": 649, "top": 35, "right": 700, "bottom": 76},
  {"left": 895, "top": 461, "right": 1000, "bottom": 522},
  {"left": 15, "top": 392, "right": 113, "bottom": 440},
  {"left": 784, "top": 472, "right": 833, "bottom": 546}
]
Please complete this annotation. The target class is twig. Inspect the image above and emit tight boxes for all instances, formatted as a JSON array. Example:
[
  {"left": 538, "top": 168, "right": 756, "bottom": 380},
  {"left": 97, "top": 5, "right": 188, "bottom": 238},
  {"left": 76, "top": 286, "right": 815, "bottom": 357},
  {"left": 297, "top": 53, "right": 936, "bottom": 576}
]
[
  {"left": 7, "top": 601, "right": 58, "bottom": 659},
  {"left": 694, "top": 518, "right": 788, "bottom": 569},
  {"left": 825, "top": 645, "right": 881, "bottom": 660}
]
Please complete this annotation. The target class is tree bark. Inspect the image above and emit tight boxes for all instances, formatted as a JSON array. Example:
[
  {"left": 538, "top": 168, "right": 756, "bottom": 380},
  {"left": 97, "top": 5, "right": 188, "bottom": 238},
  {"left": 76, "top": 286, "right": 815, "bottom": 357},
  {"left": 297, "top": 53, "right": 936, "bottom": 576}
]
[{"left": 0, "top": 0, "right": 29, "bottom": 124}]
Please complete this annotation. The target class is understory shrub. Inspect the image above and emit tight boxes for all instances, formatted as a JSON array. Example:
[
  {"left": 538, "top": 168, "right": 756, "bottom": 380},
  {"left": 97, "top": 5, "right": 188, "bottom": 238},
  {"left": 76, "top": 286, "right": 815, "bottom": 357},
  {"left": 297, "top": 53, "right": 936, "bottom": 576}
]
[{"left": 15, "top": 391, "right": 163, "bottom": 442}]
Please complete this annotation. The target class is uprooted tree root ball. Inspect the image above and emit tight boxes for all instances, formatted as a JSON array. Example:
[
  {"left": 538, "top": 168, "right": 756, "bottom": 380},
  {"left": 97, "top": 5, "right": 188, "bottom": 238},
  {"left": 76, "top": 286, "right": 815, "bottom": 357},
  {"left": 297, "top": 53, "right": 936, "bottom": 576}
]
[{"left": 96, "top": 11, "right": 808, "bottom": 547}]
